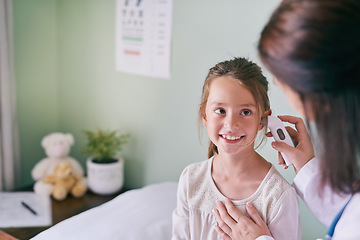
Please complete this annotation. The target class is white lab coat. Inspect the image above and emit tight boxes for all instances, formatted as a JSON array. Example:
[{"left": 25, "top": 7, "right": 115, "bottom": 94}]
[{"left": 258, "top": 157, "right": 360, "bottom": 240}]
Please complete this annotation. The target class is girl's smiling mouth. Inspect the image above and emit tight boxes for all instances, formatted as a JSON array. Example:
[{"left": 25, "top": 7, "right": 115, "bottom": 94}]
[{"left": 220, "top": 134, "right": 244, "bottom": 141}]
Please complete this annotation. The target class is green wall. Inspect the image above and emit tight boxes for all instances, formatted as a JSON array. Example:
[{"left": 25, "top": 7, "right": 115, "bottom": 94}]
[
  {"left": 13, "top": 0, "right": 327, "bottom": 238},
  {"left": 14, "top": 0, "right": 59, "bottom": 185}
]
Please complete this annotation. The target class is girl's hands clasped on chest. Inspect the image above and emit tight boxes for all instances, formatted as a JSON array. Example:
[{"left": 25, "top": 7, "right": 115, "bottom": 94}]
[{"left": 213, "top": 199, "right": 271, "bottom": 240}]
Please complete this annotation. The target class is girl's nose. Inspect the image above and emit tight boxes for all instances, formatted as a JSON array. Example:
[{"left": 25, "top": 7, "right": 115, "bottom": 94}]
[{"left": 224, "top": 115, "right": 239, "bottom": 129}]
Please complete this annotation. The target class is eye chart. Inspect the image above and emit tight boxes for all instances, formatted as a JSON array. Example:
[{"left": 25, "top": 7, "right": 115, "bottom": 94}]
[{"left": 115, "top": 0, "right": 173, "bottom": 79}]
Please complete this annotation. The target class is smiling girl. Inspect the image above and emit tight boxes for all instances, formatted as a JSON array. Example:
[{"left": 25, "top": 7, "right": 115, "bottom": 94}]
[{"left": 172, "top": 57, "right": 301, "bottom": 240}]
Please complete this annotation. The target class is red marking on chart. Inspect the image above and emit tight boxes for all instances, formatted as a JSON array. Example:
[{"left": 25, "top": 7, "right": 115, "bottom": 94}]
[{"left": 124, "top": 50, "right": 141, "bottom": 56}]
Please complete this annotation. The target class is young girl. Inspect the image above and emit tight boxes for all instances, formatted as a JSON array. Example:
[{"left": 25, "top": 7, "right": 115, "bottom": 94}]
[{"left": 172, "top": 57, "right": 301, "bottom": 240}]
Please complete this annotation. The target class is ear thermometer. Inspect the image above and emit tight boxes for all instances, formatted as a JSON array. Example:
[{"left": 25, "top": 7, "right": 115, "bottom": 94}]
[{"left": 267, "top": 116, "right": 295, "bottom": 166}]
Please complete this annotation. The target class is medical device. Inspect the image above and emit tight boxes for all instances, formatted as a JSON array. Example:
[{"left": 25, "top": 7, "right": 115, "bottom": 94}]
[{"left": 267, "top": 116, "right": 295, "bottom": 166}]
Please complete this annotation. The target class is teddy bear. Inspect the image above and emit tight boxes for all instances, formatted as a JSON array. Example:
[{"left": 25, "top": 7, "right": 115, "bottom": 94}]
[
  {"left": 31, "top": 132, "right": 87, "bottom": 196},
  {"left": 43, "top": 161, "right": 87, "bottom": 201}
]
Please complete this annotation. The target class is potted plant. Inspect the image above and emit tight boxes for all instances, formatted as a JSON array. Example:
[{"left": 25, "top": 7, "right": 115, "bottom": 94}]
[{"left": 83, "top": 129, "right": 130, "bottom": 195}]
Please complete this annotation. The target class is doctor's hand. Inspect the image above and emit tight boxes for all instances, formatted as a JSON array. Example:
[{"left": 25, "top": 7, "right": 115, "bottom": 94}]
[
  {"left": 213, "top": 198, "right": 271, "bottom": 240},
  {"left": 266, "top": 115, "right": 315, "bottom": 173}
]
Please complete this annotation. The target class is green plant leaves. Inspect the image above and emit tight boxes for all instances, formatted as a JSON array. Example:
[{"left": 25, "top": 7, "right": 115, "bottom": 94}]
[{"left": 82, "top": 129, "right": 130, "bottom": 161}]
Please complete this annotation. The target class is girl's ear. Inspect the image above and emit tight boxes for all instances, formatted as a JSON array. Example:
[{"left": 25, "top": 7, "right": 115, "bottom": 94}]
[
  {"left": 258, "top": 119, "right": 265, "bottom": 131},
  {"left": 265, "top": 109, "right": 272, "bottom": 117},
  {"left": 258, "top": 109, "right": 272, "bottom": 131},
  {"left": 202, "top": 114, "right": 208, "bottom": 127}
]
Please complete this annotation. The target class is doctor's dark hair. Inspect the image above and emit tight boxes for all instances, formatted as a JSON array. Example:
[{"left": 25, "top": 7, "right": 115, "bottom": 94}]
[
  {"left": 258, "top": 0, "right": 360, "bottom": 193},
  {"left": 198, "top": 57, "right": 270, "bottom": 158}
]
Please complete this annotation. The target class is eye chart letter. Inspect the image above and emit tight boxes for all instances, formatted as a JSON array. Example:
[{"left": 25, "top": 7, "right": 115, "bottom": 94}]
[{"left": 115, "top": 0, "right": 173, "bottom": 79}]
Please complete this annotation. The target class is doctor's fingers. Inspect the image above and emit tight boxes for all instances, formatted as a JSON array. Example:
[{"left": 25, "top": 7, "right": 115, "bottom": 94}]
[
  {"left": 281, "top": 116, "right": 313, "bottom": 152},
  {"left": 278, "top": 115, "right": 309, "bottom": 137},
  {"left": 279, "top": 125, "right": 314, "bottom": 160},
  {"left": 280, "top": 116, "right": 314, "bottom": 153},
  {"left": 277, "top": 151, "right": 289, "bottom": 169},
  {"left": 285, "top": 126, "right": 299, "bottom": 145}
]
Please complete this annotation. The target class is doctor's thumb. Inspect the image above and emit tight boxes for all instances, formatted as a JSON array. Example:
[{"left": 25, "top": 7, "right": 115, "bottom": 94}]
[{"left": 271, "top": 141, "right": 294, "bottom": 155}]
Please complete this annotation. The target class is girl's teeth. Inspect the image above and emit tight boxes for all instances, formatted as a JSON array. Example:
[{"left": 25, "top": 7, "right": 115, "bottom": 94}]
[{"left": 223, "top": 135, "right": 240, "bottom": 140}]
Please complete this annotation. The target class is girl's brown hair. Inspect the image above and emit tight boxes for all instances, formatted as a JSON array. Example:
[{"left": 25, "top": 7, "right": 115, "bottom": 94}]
[{"left": 199, "top": 57, "right": 270, "bottom": 158}]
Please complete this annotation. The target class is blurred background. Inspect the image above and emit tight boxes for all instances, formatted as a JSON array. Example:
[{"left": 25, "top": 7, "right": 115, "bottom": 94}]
[{"left": 12, "top": 0, "right": 326, "bottom": 238}]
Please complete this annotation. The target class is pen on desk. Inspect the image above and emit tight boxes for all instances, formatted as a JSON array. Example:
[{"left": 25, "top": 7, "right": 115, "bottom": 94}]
[{"left": 21, "top": 201, "right": 38, "bottom": 215}]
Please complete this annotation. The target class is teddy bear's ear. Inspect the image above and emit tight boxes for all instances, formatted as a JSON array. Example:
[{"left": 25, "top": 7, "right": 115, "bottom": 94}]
[
  {"left": 65, "top": 134, "right": 74, "bottom": 146},
  {"left": 41, "top": 135, "right": 50, "bottom": 148}
]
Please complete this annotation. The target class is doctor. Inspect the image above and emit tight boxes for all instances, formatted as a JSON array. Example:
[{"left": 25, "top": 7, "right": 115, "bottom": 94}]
[{"left": 213, "top": 0, "right": 360, "bottom": 239}]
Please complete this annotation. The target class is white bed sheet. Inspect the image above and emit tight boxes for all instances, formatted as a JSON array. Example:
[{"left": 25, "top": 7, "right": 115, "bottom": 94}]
[{"left": 31, "top": 181, "right": 178, "bottom": 240}]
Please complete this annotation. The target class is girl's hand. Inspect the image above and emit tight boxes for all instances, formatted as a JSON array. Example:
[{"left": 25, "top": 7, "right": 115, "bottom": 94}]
[
  {"left": 266, "top": 115, "right": 314, "bottom": 173},
  {"left": 213, "top": 199, "right": 271, "bottom": 240}
]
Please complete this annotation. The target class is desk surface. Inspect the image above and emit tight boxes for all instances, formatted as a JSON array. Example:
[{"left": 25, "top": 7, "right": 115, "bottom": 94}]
[{"left": 0, "top": 190, "right": 122, "bottom": 240}]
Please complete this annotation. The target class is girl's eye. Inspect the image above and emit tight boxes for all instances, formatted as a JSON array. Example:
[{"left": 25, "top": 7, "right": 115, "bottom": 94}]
[
  {"left": 241, "top": 109, "right": 252, "bottom": 116},
  {"left": 215, "top": 108, "right": 226, "bottom": 114}
]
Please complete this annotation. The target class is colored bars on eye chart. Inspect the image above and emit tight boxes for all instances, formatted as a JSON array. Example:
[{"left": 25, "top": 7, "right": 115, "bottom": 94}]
[{"left": 115, "top": 0, "right": 173, "bottom": 79}]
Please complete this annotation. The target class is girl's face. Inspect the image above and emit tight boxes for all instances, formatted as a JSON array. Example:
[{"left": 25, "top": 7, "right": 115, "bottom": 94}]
[{"left": 202, "top": 77, "right": 263, "bottom": 156}]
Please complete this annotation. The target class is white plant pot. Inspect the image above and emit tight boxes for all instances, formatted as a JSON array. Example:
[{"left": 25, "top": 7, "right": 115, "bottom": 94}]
[{"left": 86, "top": 157, "right": 124, "bottom": 195}]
